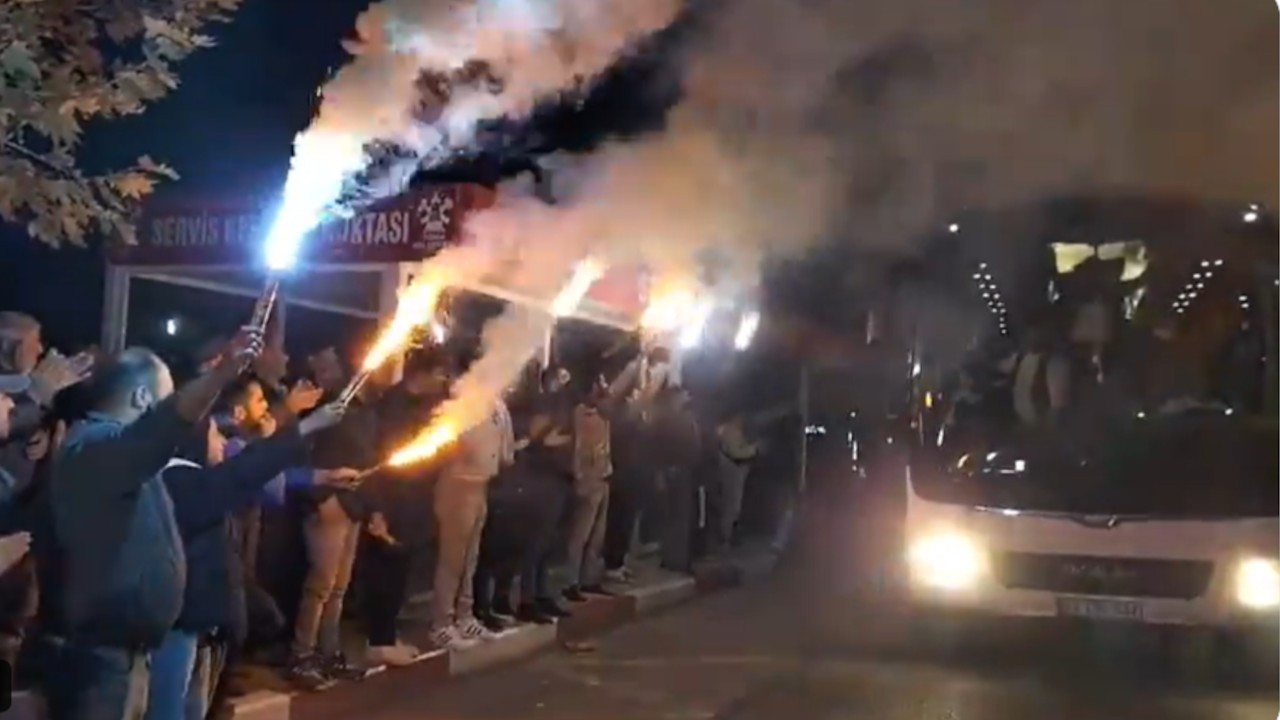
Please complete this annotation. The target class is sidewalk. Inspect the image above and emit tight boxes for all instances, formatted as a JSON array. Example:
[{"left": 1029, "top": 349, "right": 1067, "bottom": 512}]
[{"left": 227, "top": 544, "right": 780, "bottom": 720}]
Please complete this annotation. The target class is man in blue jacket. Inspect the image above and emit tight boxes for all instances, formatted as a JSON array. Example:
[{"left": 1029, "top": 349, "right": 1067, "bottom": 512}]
[
  {"left": 149, "top": 403, "right": 355, "bottom": 720},
  {"left": 39, "top": 333, "right": 261, "bottom": 720}
]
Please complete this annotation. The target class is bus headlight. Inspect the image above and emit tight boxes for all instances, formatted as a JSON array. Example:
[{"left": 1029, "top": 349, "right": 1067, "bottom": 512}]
[
  {"left": 1235, "top": 557, "right": 1280, "bottom": 610},
  {"left": 908, "top": 531, "right": 988, "bottom": 591}
]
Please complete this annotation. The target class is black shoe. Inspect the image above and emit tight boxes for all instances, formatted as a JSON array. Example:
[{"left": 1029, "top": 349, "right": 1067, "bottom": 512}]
[
  {"left": 581, "top": 584, "right": 616, "bottom": 597},
  {"left": 515, "top": 603, "right": 555, "bottom": 625},
  {"left": 286, "top": 655, "right": 335, "bottom": 692},
  {"left": 562, "top": 586, "right": 587, "bottom": 603},
  {"left": 492, "top": 598, "right": 518, "bottom": 618},
  {"left": 536, "top": 597, "right": 571, "bottom": 618},
  {"left": 323, "top": 652, "right": 370, "bottom": 682},
  {"left": 476, "top": 611, "right": 507, "bottom": 633}
]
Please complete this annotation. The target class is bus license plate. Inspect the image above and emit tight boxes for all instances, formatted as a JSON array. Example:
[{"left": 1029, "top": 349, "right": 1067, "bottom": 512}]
[{"left": 1056, "top": 597, "right": 1143, "bottom": 621}]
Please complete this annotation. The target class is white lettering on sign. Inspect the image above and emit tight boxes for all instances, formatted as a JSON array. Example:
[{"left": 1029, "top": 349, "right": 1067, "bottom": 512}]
[
  {"left": 149, "top": 213, "right": 261, "bottom": 247},
  {"left": 330, "top": 210, "right": 412, "bottom": 245}
]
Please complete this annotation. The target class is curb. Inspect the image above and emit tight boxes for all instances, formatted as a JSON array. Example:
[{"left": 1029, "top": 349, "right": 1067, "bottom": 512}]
[{"left": 270, "top": 549, "right": 778, "bottom": 720}]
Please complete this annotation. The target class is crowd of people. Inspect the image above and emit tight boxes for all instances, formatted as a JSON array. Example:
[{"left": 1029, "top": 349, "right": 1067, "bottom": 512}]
[{"left": 0, "top": 308, "right": 787, "bottom": 720}]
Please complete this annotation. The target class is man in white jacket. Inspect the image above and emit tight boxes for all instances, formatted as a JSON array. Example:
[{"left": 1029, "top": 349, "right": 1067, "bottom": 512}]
[{"left": 430, "top": 398, "right": 514, "bottom": 650}]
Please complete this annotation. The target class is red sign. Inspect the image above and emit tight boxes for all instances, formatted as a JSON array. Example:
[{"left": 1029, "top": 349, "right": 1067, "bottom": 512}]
[
  {"left": 109, "top": 183, "right": 650, "bottom": 323},
  {"left": 109, "top": 184, "right": 495, "bottom": 267}
]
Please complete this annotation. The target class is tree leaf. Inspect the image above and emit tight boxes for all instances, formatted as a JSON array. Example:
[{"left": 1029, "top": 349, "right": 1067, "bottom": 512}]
[{"left": 112, "top": 172, "right": 155, "bottom": 200}]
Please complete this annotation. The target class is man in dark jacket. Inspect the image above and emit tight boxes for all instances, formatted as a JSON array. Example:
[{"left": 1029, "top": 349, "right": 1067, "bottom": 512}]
[
  {"left": 150, "top": 404, "right": 353, "bottom": 720},
  {"left": 38, "top": 334, "right": 260, "bottom": 720}
]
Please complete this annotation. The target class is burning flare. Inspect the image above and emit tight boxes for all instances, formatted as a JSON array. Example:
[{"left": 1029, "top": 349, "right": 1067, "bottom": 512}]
[
  {"left": 550, "top": 259, "right": 605, "bottom": 316},
  {"left": 387, "top": 420, "right": 458, "bottom": 467},
  {"left": 361, "top": 275, "right": 446, "bottom": 372},
  {"left": 384, "top": 259, "right": 604, "bottom": 469},
  {"left": 640, "top": 287, "right": 697, "bottom": 331}
]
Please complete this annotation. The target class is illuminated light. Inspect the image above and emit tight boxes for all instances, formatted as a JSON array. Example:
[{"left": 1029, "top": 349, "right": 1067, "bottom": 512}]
[
  {"left": 361, "top": 278, "right": 446, "bottom": 373},
  {"left": 911, "top": 361, "right": 922, "bottom": 378},
  {"left": 1013, "top": 459, "right": 1026, "bottom": 473},
  {"left": 550, "top": 260, "right": 605, "bottom": 317},
  {"left": 264, "top": 132, "right": 366, "bottom": 271},
  {"left": 985, "top": 451, "right": 998, "bottom": 462},
  {"left": 1224, "top": 407, "right": 1235, "bottom": 416},
  {"left": 979, "top": 263, "right": 988, "bottom": 270},
  {"left": 908, "top": 532, "right": 988, "bottom": 591},
  {"left": 948, "top": 223, "right": 960, "bottom": 233},
  {"left": 1000, "top": 509, "right": 1020, "bottom": 517},
  {"left": 1136, "top": 411, "right": 1146, "bottom": 419},
  {"left": 429, "top": 321, "right": 448, "bottom": 345},
  {"left": 972, "top": 273, "right": 982, "bottom": 280},
  {"left": 924, "top": 391, "right": 934, "bottom": 409},
  {"left": 641, "top": 288, "right": 697, "bottom": 331},
  {"left": 164, "top": 318, "right": 179, "bottom": 336},
  {"left": 1214, "top": 259, "right": 1224, "bottom": 267},
  {"left": 1243, "top": 211, "right": 1259, "bottom": 223},
  {"left": 387, "top": 421, "right": 458, "bottom": 467},
  {"left": 1195, "top": 283, "right": 1205, "bottom": 290},
  {"left": 734, "top": 311, "right": 761, "bottom": 351},
  {"left": 679, "top": 300, "right": 715, "bottom": 349},
  {"left": 1235, "top": 558, "right": 1280, "bottom": 609},
  {"left": 1204, "top": 272, "right": 1213, "bottom": 279},
  {"left": 1193, "top": 273, "right": 1203, "bottom": 280}
]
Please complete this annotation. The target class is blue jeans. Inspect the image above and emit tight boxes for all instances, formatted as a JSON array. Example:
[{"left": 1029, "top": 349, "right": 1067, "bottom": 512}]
[
  {"left": 144, "top": 631, "right": 198, "bottom": 720},
  {"left": 42, "top": 639, "right": 150, "bottom": 720}
]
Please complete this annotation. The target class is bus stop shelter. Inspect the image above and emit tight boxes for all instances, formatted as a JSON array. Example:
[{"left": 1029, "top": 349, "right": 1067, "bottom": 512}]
[{"left": 103, "top": 183, "right": 649, "bottom": 365}]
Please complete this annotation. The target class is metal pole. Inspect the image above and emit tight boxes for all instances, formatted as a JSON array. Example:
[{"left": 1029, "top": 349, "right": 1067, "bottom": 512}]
[
  {"left": 798, "top": 362, "right": 810, "bottom": 493},
  {"left": 101, "top": 266, "right": 131, "bottom": 354}
]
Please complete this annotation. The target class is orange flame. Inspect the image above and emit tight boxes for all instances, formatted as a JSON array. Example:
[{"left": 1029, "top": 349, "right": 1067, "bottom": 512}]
[
  {"left": 383, "top": 259, "right": 605, "bottom": 470},
  {"left": 640, "top": 287, "right": 696, "bottom": 331},
  {"left": 360, "top": 277, "right": 446, "bottom": 373},
  {"left": 386, "top": 420, "right": 458, "bottom": 467}
]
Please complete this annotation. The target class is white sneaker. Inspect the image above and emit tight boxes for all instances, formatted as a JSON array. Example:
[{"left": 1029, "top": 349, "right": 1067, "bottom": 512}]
[
  {"left": 367, "top": 643, "right": 423, "bottom": 667},
  {"left": 455, "top": 617, "right": 499, "bottom": 642},
  {"left": 430, "top": 626, "right": 477, "bottom": 651}
]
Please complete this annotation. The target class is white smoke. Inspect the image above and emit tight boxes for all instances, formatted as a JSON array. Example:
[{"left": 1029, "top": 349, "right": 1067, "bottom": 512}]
[{"left": 359, "top": 0, "right": 1276, "bottom": 453}]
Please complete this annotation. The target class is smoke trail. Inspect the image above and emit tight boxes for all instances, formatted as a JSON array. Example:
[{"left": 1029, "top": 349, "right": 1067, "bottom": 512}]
[
  {"left": 279, "top": 0, "right": 682, "bottom": 238},
  {"left": 394, "top": 0, "right": 1278, "bottom": 443}
]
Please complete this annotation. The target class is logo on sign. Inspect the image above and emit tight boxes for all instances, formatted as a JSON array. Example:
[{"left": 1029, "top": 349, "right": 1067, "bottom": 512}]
[{"left": 417, "top": 191, "right": 455, "bottom": 242}]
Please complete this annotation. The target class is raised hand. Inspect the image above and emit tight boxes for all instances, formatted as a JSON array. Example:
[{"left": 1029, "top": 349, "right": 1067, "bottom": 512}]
[
  {"left": 285, "top": 379, "right": 323, "bottom": 415},
  {"left": 222, "top": 327, "right": 265, "bottom": 373},
  {"left": 29, "top": 349, "right": 93, "bottom": 402}
]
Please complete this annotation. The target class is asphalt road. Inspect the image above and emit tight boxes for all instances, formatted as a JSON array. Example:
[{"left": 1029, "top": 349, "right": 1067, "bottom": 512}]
[{"left": 302, "top": 465, "right": 1279, "bottom": 720}]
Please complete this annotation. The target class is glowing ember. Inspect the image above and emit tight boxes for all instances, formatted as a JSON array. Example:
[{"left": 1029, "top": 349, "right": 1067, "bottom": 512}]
[
  {"left": 361, "top": 277, "right": 446, "bottom": 372},
  {"left": 387, "top": 420, "right": 458, "bottom": 468},
  {"left": 640, "top": 288, "right": 696, "bottom": 331},
  {"left": 550, "top": 260, "right": 605, "bottom": 316}
]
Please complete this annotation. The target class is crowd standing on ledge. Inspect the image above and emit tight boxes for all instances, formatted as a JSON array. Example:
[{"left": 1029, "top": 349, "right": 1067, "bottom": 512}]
[{"left": 0, "top": 309, "right": 792, "bottom": 720}]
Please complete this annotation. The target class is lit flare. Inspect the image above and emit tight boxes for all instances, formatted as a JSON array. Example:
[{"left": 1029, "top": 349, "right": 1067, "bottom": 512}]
[
  {"left": 551, "top": 259, "right": 605, "bottom": 316},
  {"left": 640, "top": 288, "right": 696, "bottom": 331},
  {"left": 384, "top": 262, "right": 603, "bottom": 470},
  {"left": 387, "top": 421, "right": 458, "bottom": 467},
  {"left": 361, "top": 278, "right": 446, "bottom": 372}
]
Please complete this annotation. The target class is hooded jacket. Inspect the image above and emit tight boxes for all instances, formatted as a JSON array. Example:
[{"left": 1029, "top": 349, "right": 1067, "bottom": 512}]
[{"left": 48, "top": 399, "right": 193, "bottom": 649}]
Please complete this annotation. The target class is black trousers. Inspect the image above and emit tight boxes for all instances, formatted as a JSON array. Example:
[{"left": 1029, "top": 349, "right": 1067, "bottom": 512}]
[
  {"left": 359, "top": 535, "right": 410, "bottom": 647},
  {"left": 603, "top": 468, "right": 649, "bottom": 571},
  {"left": 659, "top": 469, "right": 698, "bottom": 573}
]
